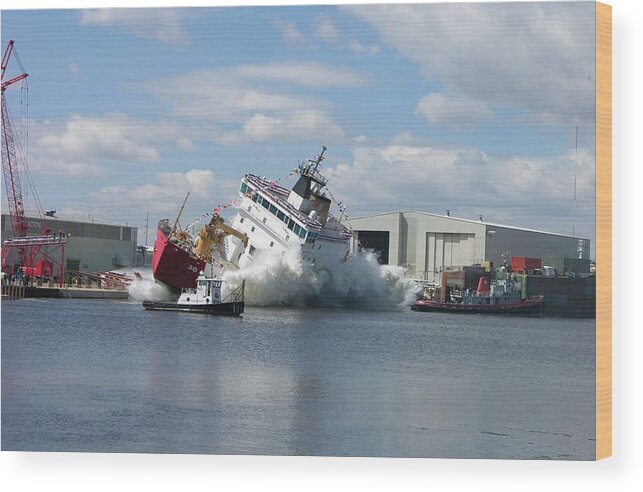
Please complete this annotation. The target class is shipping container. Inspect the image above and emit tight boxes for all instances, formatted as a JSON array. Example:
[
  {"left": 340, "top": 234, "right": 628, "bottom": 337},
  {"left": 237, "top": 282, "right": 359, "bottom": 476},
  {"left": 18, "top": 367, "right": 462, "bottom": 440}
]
[
  {"left": 511, "top": 256, "right": 541, "bottom": 273},
  {"left": 541, "top": 256, "right": 591, "bottom": 276}
]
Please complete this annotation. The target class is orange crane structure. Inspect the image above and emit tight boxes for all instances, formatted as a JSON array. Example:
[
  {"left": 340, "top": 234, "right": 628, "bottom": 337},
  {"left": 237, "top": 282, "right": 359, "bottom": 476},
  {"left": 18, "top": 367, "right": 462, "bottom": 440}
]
[{"left": 1, "top": 40, "right": 66, "bottom": 285}]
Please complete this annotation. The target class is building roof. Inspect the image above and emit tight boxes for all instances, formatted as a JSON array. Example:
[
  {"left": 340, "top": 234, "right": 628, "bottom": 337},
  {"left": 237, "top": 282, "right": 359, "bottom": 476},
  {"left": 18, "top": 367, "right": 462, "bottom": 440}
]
[
  {"left": 350, "top": 210, "right": 589, "bottom": 241},
  {"left": 2, "top": 213, "right": 133, "bottom": 229}
]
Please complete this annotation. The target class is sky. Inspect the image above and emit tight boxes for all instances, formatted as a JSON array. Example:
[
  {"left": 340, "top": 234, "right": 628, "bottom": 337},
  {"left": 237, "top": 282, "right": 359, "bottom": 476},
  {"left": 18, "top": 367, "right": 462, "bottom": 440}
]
[{"left": 1, "top": 2, "right": 596, "bottom": 254}]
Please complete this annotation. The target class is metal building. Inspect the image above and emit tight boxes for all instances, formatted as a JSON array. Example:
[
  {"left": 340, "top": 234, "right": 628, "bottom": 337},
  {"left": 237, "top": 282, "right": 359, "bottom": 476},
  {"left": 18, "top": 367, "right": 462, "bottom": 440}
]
[
  {"left": 350, "top": 211, "right": 590, "bottom": 281},
  {"left": 1, "top": 214, "right": 138, "bottom": 273}
]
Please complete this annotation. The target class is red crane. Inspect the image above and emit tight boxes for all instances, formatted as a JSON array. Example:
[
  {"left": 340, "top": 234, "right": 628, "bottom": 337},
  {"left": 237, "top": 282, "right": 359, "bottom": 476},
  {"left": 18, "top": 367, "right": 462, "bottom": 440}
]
[
  {"left": 1, "top": 40, "right": 66, "bottom": 285},
  {"left": 1, "top": 39, "right": 29, "bottom": 242}
]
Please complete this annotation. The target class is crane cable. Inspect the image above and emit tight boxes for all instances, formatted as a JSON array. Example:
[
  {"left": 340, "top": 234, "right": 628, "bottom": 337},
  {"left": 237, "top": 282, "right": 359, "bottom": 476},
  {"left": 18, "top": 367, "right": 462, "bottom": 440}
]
[
  {"left": 5, "top": 93, "right": 44, "bottom": 219},
  {"left": 8, "top": 44, "right": 44, "bottom": 219}
]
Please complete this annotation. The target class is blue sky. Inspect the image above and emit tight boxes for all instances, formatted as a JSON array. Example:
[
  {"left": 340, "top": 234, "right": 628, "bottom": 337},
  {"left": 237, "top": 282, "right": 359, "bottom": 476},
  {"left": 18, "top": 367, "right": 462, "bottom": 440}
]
[{"left": 1, "top": 2, "right": 596, "bottom": 253}]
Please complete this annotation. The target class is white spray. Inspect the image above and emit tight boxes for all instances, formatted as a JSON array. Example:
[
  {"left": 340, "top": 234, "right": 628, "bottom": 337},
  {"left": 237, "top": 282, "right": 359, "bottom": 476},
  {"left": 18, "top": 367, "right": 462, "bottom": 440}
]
[
  {"left": 125, "top": 268, "right": 174, "bottom": 301},
  {"left": 222, "top": 247, "right": 419, "bottom": 309}
]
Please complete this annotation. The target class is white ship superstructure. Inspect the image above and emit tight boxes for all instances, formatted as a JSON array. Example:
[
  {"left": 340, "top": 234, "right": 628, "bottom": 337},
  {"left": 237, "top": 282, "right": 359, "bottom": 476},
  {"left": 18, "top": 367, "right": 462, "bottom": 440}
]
[{"left": 224, "top": 147, "right": 353, "bottom": 271}]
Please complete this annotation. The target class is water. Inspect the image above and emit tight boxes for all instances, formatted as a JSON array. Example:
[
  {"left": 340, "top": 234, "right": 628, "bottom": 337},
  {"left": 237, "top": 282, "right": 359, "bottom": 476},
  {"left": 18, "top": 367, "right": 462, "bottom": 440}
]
[{"left": 1, "top": 298, "right": 595, "bottom": 459}]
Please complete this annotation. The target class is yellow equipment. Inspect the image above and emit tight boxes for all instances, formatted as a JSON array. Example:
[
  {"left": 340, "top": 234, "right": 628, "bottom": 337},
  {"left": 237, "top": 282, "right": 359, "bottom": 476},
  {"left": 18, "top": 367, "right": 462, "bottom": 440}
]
[{"left": 194, "top": 214, "right": 249, "bottom": 262}]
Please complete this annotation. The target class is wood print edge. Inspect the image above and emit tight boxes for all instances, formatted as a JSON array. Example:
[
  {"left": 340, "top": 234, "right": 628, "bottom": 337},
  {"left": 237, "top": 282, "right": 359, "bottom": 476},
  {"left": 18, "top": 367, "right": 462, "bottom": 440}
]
[{"left": 595, "top": 0, "right": 612, "bottom": 461}]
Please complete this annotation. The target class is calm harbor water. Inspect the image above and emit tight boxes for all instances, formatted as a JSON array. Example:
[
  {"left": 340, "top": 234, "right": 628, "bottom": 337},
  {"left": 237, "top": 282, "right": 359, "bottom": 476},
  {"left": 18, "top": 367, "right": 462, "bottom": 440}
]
[{"left": 1, "top": 298, "right": 595, "bottom": 459}]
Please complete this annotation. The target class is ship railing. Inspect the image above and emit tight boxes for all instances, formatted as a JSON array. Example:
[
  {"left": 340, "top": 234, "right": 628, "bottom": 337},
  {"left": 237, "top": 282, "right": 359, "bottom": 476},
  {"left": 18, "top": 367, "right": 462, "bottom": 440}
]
[
  {"left": 222, "top": 280, "right": 245, "bottom": 303},
  {"left": 413, "top": 278, "right": 440, "bottom": 289},
  {"left": 2, "top": 235, "right": 68, "bottom": 246}
]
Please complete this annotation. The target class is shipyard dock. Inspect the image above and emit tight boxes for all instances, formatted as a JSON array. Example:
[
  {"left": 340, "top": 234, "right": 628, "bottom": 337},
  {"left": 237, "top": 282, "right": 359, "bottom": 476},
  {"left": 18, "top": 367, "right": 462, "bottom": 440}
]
[
  {"left": 2, "top": 283, "right": 128, "bottom": 300},
  {"left": 421, "top": 258, "right": 595, "bottom": 318}
]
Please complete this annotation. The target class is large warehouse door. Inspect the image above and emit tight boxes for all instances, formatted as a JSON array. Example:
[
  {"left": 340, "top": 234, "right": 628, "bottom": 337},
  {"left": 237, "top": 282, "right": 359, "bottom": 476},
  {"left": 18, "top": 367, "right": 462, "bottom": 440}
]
[
  {"left": 425, "top": 233, "right": 475, "bottom": 275},
  {"left": 357, "top": 230, "right": 390, "bottom": 264}
]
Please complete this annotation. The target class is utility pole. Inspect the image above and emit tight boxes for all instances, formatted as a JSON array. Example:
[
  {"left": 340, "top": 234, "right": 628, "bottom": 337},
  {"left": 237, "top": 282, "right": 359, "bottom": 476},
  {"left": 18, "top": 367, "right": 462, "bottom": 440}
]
[
  {"left": 572, "top": 126, "right": 578, "bottom": 237},
  {"left": 144, "top": 211, "right": 149, "bottom": 248}
]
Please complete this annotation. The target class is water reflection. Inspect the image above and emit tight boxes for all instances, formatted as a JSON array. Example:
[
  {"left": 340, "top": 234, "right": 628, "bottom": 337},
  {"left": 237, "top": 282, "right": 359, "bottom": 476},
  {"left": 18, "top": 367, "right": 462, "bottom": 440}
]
[{"left": 2, "top": 300, "right": 595, "bottom": 459}]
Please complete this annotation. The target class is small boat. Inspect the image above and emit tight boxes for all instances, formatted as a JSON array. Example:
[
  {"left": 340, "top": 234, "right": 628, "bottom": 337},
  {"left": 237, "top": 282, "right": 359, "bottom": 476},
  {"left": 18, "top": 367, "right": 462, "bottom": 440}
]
[
  {"left": 411, "top": 276, "right": 544, "bottom": 315},
  {"left": 143, "top": 275, "right": 245, "bottom": 316}
]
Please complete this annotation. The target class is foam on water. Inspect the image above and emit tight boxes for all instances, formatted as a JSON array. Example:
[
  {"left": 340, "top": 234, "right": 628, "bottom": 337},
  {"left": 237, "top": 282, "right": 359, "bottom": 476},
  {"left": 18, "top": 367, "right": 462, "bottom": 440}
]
[{"left": 223, "top": 248, "right": 419, "bottom": 309}]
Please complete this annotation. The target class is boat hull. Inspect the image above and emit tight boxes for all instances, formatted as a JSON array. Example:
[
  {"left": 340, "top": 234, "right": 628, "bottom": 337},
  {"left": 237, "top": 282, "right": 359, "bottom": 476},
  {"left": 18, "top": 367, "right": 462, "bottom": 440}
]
[
  {"left": 142, "top": 300, "right": 244, "bottom": 316},
  {"left": 152, "top": 224, "right": 206, "bottom": 291},
  {"left": 411, "top": 296, "right": 544, "bottom": 315}
]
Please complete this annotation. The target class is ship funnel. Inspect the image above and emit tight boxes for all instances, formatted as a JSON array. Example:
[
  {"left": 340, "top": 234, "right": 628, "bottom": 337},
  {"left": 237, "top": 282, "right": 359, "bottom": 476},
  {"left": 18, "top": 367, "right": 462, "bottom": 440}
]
[{"left": 476, "top": 276, "right": 490, "bottom": 296}]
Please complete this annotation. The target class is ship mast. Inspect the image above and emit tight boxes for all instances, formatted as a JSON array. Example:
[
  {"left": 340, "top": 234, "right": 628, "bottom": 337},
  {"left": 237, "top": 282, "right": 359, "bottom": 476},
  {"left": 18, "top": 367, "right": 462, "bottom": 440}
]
[
  {"left": 312, "top": 145, "right": 326, "bottom": 172},
  {"left": 169, "top": 192, "right": 190, "bottom": 239},
  {"left": 298, "top": 146, "right": 328, "bottom": 187}
]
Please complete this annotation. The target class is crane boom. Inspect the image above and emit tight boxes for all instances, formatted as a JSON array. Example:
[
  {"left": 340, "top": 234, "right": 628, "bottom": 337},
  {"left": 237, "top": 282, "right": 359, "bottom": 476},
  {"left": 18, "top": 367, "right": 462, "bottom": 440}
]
[
  {"left": 213, "top": 219, "right": 249, "bottom": 248},
  {"left": 1, "top": 94, "right": 28, "bottom": 238},
  {"left": 193, "top": 214, "right": 249, "bottom": 262},
  {"left": 1, "top": 40, "right": 28, "bottom": 92},
  {"left": 1, "top": 40, "right": 14, "bottom": 79},
  {"left": 1, "top": 39, "right": 29, "bottom": 238},
  {"left": 1, "top": 39, "right": 30, "bottom": 270}
]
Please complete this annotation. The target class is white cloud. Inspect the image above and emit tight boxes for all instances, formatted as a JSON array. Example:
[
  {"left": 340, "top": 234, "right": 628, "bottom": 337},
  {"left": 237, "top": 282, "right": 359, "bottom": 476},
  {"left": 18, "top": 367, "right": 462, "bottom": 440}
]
[
  {"left": 143, "top": 62, "right": 364, "bottom": 144},
  {"left": 37, "top": 114, "right": 159, "bottom": 164},
  {"left": 233, "top": 62, "right": 366, "bottom": 88},
  {"left": 390, "top": 132, "right": 419, "bottom": 145},
  {"left": 348, "top": 39, "right": 379, "bottom": 56},
  {"left": 149, "top": 74, "right": 326, "bottom": 123},
  {"left": 306, "top": 14, "right": 379, "bottom": 57},
  {"left": 274, "top": 18, "right": 309, "bottom": 46},
  {"left": 239, "top": 111, "right": 343, "bottom": 143},
  {"left": 348, "top": 2, "right": 595, "bottom": 125},
  {"left": 315, "top": 16, "right": 340, "bottom": 43},
  {"left": 31, "top": 159, "right": 108, "bottom": 178},
  {"left": 416, "top": 93, "right": 493, "bottom": 125},
  {"left": 158, "top": 169, "right": 218, "bottom": 198},
  {"left": 80, "top": 8, "right": 189, "bottom": 46},
  {"left": 324, "top": 142, "right": 595, "bottom": 239},
  {"left": 90, "top": 169, "right": 239, "bottom": 220},
  {"left": 30, "top": 113, "right": 208, "bottom": 176}
]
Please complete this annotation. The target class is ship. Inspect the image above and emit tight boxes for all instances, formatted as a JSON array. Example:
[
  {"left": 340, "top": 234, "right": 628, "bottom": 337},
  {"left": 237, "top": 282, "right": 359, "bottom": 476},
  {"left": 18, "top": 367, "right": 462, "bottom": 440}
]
[
  {"left": 152, "top": 199, "right": 249, "bottom": 291},
  {"left": 143, "top": 274, "right": 244, "bottom": 316},
  {"left": 152, "top": 147, "right": 353, "bottom": 291},
  {"left": 151, "top": 220, "right": 205, "bottom": 291},
  {"left": 411, "top": 276, "right": 545, "bottom": 315}
]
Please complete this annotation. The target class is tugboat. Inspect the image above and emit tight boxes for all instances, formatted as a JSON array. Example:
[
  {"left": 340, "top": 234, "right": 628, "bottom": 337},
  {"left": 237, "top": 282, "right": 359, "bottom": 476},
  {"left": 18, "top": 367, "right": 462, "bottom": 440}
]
[
  {"left": 143, "top": 274, "right": 245, "bottom": 316},
  {"left": 411, "top": 276, "right": 544, "bottom": 315}
]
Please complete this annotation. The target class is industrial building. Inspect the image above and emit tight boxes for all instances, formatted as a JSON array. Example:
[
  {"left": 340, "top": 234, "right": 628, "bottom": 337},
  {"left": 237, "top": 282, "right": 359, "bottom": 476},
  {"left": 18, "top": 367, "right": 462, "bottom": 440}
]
[
  {"left": 350, "top": 211, "right": 590, "bottom": 281},
  {"left": 1, "top": 213, "right": 138, "bottom": 273}
]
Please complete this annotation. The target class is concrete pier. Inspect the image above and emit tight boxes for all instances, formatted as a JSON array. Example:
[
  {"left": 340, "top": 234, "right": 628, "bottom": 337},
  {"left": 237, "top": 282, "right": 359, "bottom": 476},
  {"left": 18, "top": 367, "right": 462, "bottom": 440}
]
[{"left": 2, "top": 283, "right": 128, "bottom": 300}]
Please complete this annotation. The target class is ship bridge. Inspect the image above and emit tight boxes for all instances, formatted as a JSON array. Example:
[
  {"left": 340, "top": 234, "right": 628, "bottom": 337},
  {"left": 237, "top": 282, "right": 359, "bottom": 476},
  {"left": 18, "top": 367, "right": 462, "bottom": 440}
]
[{"left": 239, "top": 175, "right": 322, "bottom": 241}]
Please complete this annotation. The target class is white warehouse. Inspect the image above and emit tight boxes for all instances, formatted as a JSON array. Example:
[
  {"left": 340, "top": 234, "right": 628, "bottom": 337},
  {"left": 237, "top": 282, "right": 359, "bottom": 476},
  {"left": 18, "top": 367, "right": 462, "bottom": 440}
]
[
  {"left": 350, "top": 211, "right": 590, "bottom": 280},
  {"left": 1, "top": 213, "right": 138, "bottom": 273}
]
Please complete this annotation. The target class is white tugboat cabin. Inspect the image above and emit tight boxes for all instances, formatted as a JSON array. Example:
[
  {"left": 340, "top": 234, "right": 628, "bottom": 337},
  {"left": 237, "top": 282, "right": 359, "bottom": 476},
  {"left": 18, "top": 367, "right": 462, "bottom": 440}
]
[
  {"left": 143, "top": 274, "right": 245, "bottom": 316},
  {"left": 178, "top": 275, "right": 223, "bottom": 305}
]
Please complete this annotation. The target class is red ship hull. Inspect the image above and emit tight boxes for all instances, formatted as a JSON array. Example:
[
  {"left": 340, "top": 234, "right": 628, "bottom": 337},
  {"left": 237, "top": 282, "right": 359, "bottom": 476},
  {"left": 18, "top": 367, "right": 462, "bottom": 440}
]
[
  {"left": 411, "top": 295, "right": 544, "bottom": 315},
  {"left": 151, "top": 221, "right": 206, "bottom": 291}
]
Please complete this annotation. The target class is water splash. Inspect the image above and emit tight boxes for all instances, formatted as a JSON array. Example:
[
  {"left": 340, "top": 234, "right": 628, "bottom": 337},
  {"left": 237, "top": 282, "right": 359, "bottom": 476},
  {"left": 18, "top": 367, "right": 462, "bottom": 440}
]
[
  {"left": 125, "top": 268, "right": 174, "bottom": 301},
  {"left": 223, "top": 248, "right": 419, "bottom": 309}
]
